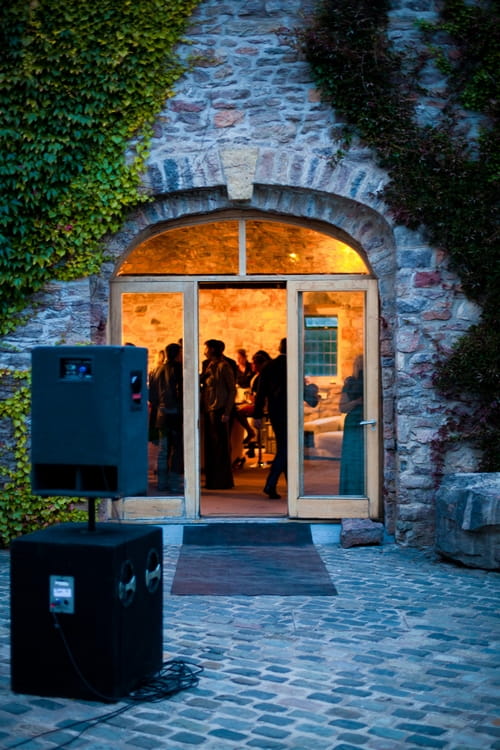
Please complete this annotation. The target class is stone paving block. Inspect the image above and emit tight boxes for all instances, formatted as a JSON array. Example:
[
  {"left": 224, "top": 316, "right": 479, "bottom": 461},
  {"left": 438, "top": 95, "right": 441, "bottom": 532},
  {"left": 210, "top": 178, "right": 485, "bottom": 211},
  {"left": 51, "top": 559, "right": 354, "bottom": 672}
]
[
  {"left": 337, "top": 731, "right": 371, "bottom": 744},
  {"left": 369, "top": 725, "right": 408, "bottom": 740},
  {"left": 208, "top": 727, "right": 247, "bottom": 742},
  {"left": 253, "top": 701, "right": 288, "bottom": 713},
  {"left": 257, "top": 713, "right": 294, "bottom": 727},
  {"left": 330, "top": 719, "right": 368, "bottom": 730},
  {"left": 168, "top": 731, "right": 206, "bottom": 746},
  {"left": 247, "top": 739, "right": 288, "bottom": 749},
  {"left": 407, "top": 734, "right": 447, "bottom": 747},
  {"left": 251, "top": 723, "right": 290, "bottom": 739}
]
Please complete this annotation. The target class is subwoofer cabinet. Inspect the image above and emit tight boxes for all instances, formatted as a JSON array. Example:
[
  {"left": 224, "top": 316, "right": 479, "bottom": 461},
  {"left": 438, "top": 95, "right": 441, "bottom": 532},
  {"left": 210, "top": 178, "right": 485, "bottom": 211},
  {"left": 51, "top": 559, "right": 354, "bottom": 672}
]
[{"left": 11, "top": 523, "right": 163, "bottom": 701}]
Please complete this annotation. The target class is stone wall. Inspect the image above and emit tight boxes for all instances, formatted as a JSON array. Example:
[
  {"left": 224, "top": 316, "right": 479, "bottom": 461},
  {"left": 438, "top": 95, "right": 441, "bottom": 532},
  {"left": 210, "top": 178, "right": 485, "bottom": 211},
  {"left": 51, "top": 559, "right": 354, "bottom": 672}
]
[
  {"left": 121, "top": 287, "right": 287, "bottom": 371},
  {"left": 0, "top": 0, "right": 483, "bottom": 546}
]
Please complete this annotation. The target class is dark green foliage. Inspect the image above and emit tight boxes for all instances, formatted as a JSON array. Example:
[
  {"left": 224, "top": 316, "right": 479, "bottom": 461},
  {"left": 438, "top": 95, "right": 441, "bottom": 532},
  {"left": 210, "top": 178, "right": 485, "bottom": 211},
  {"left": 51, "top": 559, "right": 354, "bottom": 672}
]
[
  {"left": 0, "top": 0, "right": 199, "bottom": 334},
  {"left": 0, "top": 370, "right": 88, "bottom": 547},
  {"left": 300, "top": 0, "right": 499, "bottom": 470},
  {"left": 0, "top": 0, "right": 200, "bottom": 545}
]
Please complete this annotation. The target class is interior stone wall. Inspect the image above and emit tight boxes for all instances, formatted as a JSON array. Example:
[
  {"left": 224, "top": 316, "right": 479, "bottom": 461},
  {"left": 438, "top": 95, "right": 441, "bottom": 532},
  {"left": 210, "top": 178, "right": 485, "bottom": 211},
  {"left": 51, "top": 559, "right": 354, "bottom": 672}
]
[{"left": 121, "top": 287, "right": 287, "bottom": 373}]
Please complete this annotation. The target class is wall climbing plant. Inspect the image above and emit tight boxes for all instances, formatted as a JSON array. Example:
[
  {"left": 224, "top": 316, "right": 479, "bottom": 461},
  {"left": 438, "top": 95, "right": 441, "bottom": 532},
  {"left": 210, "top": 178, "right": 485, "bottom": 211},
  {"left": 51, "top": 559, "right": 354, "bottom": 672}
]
[
  {"left": 300, "top": 0, "right": 499, "bottom": 472},
  {"left": 0, "top": 0, "right": 200, "bottom": 545},
  {"left": 0, "top": 0, "right": 200, "bottom": 336},
  {"left": 0, "top": 370, "right": 88, "bottom": 547}
]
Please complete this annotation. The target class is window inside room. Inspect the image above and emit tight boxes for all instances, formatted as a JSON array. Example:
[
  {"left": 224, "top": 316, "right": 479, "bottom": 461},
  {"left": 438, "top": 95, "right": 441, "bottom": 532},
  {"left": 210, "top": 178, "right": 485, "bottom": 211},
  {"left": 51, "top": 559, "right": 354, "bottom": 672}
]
[{"left": 304, "top": 316, "right": 338, "bottom": 377}]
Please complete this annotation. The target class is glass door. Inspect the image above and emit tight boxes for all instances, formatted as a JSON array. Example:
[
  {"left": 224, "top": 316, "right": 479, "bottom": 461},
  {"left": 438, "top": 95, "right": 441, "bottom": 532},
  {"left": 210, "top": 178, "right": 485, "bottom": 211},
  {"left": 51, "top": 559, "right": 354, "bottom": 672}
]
[
  {"left": 111, "top": 279, "right": 199, "bottom": 517},
  {"left": 287, "top": 279, "right": 380, "bottom": 519}
]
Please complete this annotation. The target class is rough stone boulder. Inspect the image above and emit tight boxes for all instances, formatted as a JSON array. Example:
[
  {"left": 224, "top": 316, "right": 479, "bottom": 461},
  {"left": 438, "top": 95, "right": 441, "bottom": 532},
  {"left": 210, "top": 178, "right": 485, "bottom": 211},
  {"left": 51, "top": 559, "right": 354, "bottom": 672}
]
[
  {"left": 435, "top": 473, "right": 500, "bottom": 570},
  {"left": 340, "top": 518, "right": 384, "bottom": 548}
]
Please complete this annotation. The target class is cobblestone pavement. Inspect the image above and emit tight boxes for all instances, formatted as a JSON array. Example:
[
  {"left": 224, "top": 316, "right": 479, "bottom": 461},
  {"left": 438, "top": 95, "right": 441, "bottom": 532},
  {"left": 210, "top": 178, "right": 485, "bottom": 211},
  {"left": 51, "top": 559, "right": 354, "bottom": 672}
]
[{"left": 0, "top": 537, "right": 499, "bottom": 749}]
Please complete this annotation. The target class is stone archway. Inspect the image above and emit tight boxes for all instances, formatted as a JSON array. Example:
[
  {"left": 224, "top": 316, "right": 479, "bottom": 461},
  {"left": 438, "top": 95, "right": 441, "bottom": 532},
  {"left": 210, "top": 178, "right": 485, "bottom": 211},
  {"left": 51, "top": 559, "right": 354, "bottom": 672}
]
[{"left": 102, "top": 185, "right": 397, "bottom": 527}]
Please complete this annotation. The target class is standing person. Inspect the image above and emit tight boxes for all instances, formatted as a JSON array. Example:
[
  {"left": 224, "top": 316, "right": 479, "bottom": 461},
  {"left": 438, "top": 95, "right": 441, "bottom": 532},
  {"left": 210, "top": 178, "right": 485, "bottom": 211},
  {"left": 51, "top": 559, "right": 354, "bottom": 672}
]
[
  {"left": 155, "top": 342, "right": 183, "bottom": 493},
  {"left": 233, "top": 349, "right": 271, "bottom": 464},
  {"left": 339, "top": 354, "right": 364, "bottom": 495},
  {"left": 253, "top": 338, "right": 287, "bottom": 499},
  {"left": 148, "top": 349, "right": 165, "bottom": 445},
  {"left": 201, "top": 339, "right": 236, "bottom": 489}
]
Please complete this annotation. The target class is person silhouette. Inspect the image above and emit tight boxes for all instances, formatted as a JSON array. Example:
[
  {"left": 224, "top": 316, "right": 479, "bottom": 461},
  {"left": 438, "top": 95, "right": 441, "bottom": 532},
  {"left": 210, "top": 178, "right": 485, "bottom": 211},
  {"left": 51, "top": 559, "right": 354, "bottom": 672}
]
[
  {"left": 155, "top": 343, "right": 183, "bottom": 493},
  {"left": 201, "top": 339, "right": 236, "bottom": 489},
  {"left": 253, "top": 338, "right": 287, "bottom": 499}
]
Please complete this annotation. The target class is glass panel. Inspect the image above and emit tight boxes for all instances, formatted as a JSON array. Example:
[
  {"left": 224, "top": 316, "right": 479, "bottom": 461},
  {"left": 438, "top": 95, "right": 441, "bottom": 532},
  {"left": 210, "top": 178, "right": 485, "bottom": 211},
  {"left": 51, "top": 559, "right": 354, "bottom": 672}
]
[
  {"left": 118, "top": 221, "right": 239, "bottom": 275},
  {"left": 121, "top": 292, "right": 185, "bottom": 498},
  {"left": 246, "top": 221, "right": 368, "bottom": 275},
  {"left": 302, "top": 291, "right": 365, "bottom": 496}
]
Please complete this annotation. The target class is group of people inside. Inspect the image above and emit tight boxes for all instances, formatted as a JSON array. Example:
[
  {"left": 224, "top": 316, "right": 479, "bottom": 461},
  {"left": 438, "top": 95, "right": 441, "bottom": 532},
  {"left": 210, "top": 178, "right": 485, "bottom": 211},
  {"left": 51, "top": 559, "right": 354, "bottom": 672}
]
[
  {"left": 148, "top": 337, "right": 364, "bottom": 500},
  {"left": 148, "top": 338, "right": 288, "bottom": 499}
]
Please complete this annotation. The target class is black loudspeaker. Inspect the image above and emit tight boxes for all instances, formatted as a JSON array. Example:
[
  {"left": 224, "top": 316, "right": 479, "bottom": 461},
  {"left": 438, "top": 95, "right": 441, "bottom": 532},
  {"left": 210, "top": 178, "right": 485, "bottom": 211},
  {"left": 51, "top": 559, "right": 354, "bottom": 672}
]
[
  {"left": 31, "top": 346, "right": 148, "bottom": 498},
  {"left": 10, "top": 523, "right": 163, "bottom": 701}
]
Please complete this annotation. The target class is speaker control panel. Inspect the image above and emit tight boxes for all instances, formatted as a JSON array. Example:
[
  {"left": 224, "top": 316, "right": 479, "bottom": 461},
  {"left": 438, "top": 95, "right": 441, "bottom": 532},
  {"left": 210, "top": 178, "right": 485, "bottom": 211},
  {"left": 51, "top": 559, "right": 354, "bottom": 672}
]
[{"left": 49, "top": 575, "right": 75, "bottom": 614}]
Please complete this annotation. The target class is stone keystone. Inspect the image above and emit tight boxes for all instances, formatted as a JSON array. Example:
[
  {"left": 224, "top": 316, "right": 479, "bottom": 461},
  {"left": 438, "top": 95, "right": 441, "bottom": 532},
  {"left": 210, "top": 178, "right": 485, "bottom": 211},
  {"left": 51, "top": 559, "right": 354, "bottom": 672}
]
[{"left": 220, "top": 147, "right": 259, "bottom": 201}]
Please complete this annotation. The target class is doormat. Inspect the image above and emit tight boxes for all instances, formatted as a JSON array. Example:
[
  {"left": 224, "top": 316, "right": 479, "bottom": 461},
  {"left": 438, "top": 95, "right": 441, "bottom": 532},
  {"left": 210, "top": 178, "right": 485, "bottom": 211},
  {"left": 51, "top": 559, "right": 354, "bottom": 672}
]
[{"left": 171, "top": 523, "right": 337, "bottom": 596}]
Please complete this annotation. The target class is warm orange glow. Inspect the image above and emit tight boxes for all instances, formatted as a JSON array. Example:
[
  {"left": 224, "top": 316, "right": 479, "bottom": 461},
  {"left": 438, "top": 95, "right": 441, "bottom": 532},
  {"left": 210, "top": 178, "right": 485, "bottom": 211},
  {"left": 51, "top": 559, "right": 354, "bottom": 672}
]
[
  {"left": 246, "top": 221, "right": 368, "bottom": 274},
  {"left": 118, "top": 221, "right": 240, "bottom": 275},
  {"left": 117, "top": 219, "right": 368, "bottom": 276}
]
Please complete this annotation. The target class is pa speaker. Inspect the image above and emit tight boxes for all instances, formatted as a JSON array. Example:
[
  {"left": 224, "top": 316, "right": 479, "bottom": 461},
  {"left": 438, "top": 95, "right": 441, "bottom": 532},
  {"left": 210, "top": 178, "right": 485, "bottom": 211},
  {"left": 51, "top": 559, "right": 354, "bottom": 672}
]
[
  {"left": 11, "top": 523, "right": 163, "bottom": 701},
  {"left": 31, "top": 346, "right": 148, "bottom": 498}
]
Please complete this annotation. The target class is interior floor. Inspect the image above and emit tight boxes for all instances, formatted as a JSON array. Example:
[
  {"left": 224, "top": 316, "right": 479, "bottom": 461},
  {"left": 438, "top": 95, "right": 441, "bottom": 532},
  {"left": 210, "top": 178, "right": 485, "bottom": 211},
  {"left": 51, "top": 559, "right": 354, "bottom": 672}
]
[{"left": 148, "top": 443, "right": 341, "bottom": 518}]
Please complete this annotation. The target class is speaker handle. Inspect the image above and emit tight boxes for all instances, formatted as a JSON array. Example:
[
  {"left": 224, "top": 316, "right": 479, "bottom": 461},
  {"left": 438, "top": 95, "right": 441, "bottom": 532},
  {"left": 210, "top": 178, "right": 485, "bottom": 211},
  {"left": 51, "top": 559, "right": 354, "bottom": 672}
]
[
  {"left": 145, "top": 548, "right": 161, "bottom": 593},
  {"left": 145, "top": 564, "right": 161, "bottom": 593},
  {"left": 118, "top": 560, "right": 136, "bottom": 606}
]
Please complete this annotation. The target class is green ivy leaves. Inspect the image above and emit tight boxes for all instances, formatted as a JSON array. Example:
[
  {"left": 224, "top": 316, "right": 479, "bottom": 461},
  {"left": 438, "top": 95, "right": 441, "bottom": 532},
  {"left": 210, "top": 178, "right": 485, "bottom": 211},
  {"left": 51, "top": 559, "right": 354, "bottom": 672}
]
[
  {"left": 0, "top": 0, "right": 200, "bottom": 544},
  {"left": 0, "top": 0, "right": 199, "bottom": 334},
  {"left": 0, "top": 370, "right": 88, "bottom": 546}
]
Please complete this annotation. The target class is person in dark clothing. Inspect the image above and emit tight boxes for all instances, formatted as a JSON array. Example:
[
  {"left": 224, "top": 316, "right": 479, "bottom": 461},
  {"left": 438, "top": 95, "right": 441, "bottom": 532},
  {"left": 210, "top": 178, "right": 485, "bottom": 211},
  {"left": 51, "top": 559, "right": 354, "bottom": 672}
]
[
  {"left": 201, "top": 339, "right": 236, "bottom": 490},
  {"left": 233, "top": 349, "right": 271, "bottom": 463},
  {"left": 147, "top": 349, "right": 166, "bottom": 445},
  {"left": 235, "top": 348, "right": 253, "bottom": 389},
  {"left": 253, "top": 338, "right": 287, "bottom": 499},
  {"left": 154, "top": 342, "right": 183, "bottom": 493}
]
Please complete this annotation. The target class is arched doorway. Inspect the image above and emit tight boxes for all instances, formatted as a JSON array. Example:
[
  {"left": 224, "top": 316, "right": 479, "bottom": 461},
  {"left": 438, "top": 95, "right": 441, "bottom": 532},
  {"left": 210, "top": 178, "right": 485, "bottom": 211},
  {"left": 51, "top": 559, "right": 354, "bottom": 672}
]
[{"left": 110, "top": 213, "right": 380, "bottom": 521}]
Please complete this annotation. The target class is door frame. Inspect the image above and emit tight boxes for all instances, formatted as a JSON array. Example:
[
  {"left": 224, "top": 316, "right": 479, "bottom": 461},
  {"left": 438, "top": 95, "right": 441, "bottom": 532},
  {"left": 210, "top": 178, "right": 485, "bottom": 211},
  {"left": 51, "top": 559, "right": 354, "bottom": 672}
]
[
  {"left": 111, "top": 275, "right": 380, "bottom": 520},
  {"left": 287, "top": 278, "right": 380, "bottom": 520},
  {"left": 110, "top": 277, "right": 200, "bottom": 517}
]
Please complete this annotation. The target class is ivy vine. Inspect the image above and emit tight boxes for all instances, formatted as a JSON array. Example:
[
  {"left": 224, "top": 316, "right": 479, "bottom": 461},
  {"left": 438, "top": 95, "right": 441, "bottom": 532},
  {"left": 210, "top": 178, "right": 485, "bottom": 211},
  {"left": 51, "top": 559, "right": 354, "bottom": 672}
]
[
  {"left": 299, "top": 0, "right": 499, "bottom": 472},
  {"left": 0, "top": 370, "right": 88, "bottom": 547},
  {"left": 0, "top": 0, "right": 200, "bottom": 546},
  {"left": 0, "top": 0, "right": 200, "bottom": 335}
]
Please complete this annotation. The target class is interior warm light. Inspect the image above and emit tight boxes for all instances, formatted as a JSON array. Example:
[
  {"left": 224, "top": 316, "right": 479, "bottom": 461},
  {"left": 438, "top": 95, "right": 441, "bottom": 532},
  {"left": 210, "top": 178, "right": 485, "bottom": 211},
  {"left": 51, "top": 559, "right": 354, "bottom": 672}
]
[
  {"left": 246, "top": 221, "right": 368, "bottom": 275},
  {"left": 118, "top": 219, "right": 368, "bottom": 276},
  {"left": 118, "top": 221, "right": 239, "bottom": 275}
]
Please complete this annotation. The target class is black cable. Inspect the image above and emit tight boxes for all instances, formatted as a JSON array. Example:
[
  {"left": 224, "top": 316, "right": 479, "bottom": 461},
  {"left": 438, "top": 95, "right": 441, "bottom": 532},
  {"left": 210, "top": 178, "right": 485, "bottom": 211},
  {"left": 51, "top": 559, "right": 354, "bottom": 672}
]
[
  {"left": 51, "top": 612, "right": 202, "bottom": 703},
  {"left": 8, "top": 615, "right": 203, "bottom": 749},
  {"left": 9, "top": 703, "right": 134, "bottom": 750}
]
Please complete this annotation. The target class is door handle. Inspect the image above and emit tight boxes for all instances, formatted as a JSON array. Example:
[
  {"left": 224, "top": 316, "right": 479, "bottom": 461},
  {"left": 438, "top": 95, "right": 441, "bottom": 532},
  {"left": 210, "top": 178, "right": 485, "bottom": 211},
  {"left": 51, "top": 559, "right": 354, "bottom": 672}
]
[{"left": 359, "top": 419, "right": 377, "bottom": 431}]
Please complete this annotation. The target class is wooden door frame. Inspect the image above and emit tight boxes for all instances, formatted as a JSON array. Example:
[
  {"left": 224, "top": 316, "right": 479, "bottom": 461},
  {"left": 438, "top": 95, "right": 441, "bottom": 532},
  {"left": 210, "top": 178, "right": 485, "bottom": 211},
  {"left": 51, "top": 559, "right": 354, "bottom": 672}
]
[
  {"left": 111, "top": 275, "right": 380, "bottom": 521},
  {"left": 287, "top": 278, "right": 380, "bottom": 520}
]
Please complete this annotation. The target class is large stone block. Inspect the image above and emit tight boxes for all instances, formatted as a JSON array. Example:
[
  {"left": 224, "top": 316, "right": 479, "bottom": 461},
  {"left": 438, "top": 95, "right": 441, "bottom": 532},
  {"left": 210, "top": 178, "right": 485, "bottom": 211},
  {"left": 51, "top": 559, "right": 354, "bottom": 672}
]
[
  {"left": 341, "top": 518, "right": 384, "bottom": 548},
  {"left": 435, "top": 473, "right": 500, "bottom": 570}
]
